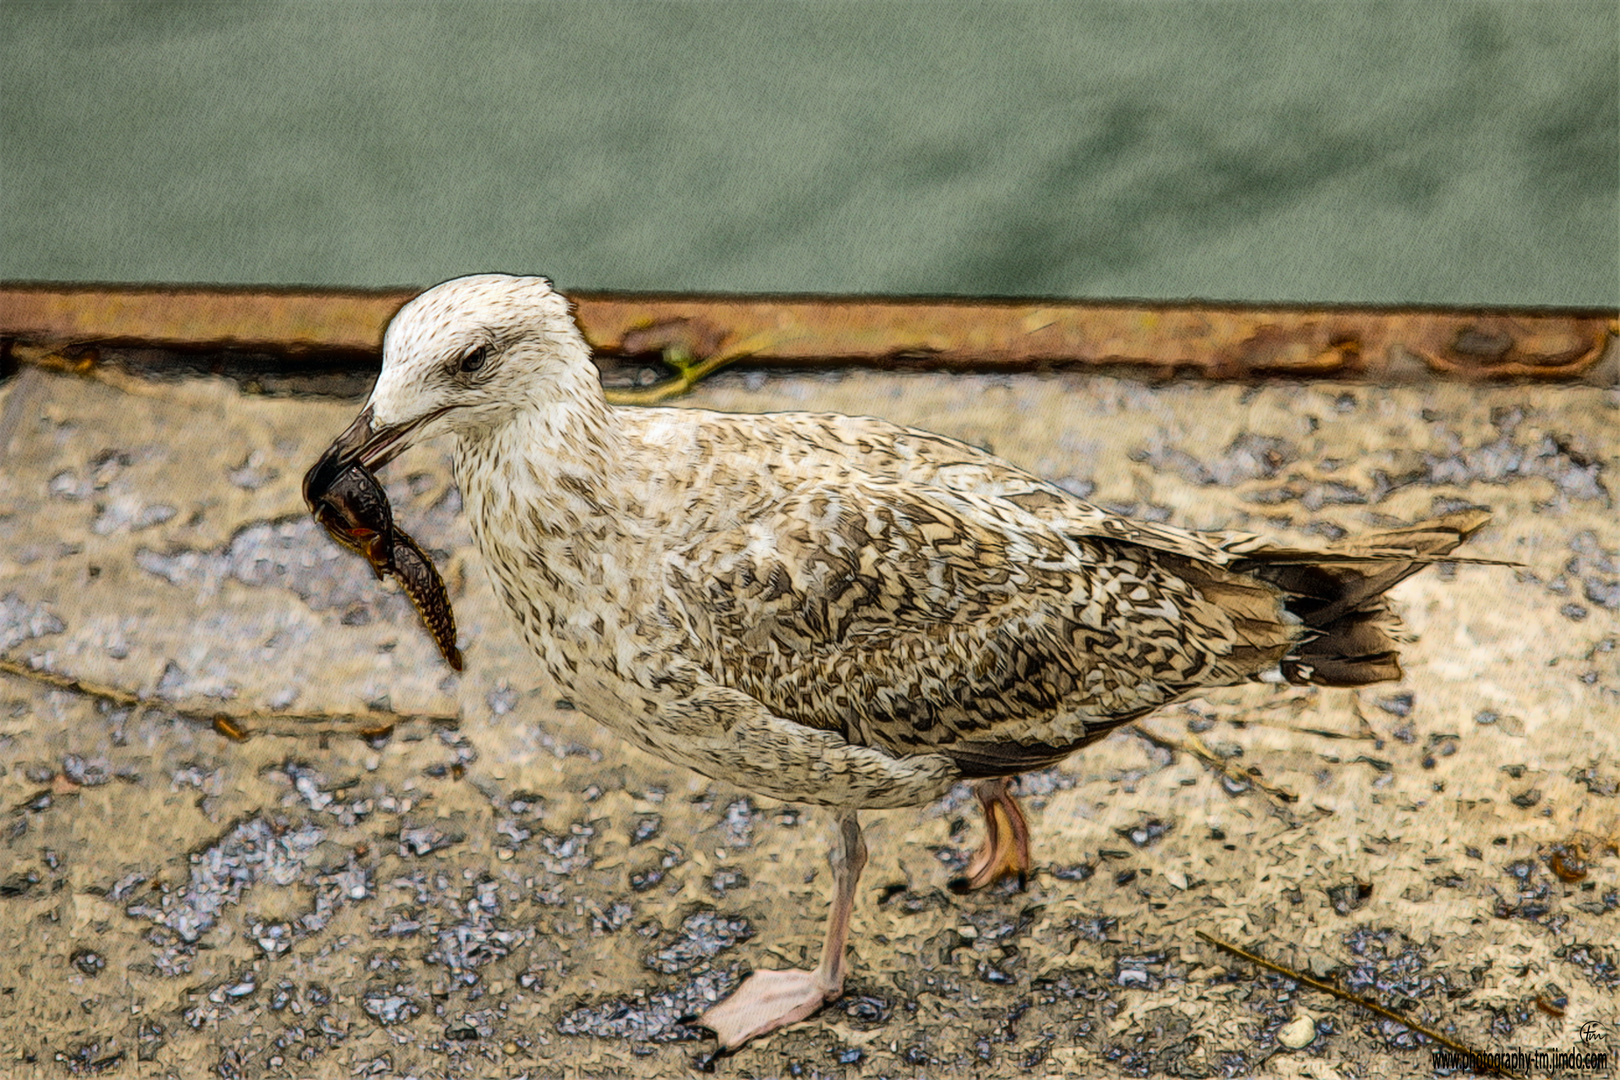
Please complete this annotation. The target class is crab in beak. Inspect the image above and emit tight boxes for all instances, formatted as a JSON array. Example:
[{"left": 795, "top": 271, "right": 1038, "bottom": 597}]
[{"left": 302, "top": 406, "right": 464, "bottom": 672}]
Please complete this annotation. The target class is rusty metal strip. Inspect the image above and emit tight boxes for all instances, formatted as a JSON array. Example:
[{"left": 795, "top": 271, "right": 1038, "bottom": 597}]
[
  {"left": 0, "top": 283, "right": 416, "bottom": 354},
  {"left": 2, "top": 282, "right": 1614, "bottom": 381}
]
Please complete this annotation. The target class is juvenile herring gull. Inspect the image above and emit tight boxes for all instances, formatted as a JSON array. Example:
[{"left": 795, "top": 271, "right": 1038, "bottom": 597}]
[{"left": 309, "top": 274, "right": 1492, "bottom": 1051}]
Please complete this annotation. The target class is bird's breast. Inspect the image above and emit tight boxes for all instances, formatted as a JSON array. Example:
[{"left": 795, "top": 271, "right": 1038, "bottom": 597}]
[{"left": 464, "top": 467, "right": 690, "bottom": 705}]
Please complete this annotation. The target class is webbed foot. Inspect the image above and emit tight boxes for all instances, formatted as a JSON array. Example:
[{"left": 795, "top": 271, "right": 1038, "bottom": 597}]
[
  {"left": 949, "top": 777, "right": 1032, "bottom": 893},
  {"left": 698, "top": 967, "right": 842, "bottom": 1049}
]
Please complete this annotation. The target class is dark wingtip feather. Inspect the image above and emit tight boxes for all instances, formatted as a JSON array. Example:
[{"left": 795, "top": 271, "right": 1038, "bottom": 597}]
[{"left": 1246, "top": 513, "right": 1496, "bottom": 688}]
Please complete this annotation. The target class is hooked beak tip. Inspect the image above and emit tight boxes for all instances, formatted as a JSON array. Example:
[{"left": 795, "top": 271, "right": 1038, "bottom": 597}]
[
  {"left": 304, "top": 403, "right": 446, "bottom": 507},
  {"left": 303, "top": 406, "right": 377, "bottom": 508}
]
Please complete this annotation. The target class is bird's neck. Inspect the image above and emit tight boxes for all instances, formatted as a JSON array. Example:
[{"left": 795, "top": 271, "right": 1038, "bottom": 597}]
[
  {"left": 459, "top": 363, "right": 622, "bottom": 523},
  {"left": 453, "top": 363, "right": 631, "bottom": 620}
]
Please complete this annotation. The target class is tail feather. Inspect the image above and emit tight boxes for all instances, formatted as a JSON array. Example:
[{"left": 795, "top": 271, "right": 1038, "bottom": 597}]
[{"left": 1232, "top": 511, "right": 1495, "bottom": 688}]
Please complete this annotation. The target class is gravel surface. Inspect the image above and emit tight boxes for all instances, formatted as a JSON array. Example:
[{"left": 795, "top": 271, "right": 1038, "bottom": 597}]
[{"left": 0, "top": 364, "right": 1615, "bottom": 1078}]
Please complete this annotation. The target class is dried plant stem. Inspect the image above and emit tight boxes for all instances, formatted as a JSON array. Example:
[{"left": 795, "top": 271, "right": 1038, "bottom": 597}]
[
  {"left": 0, "top": 363, "right": 44, "bottom": 461},
  {"left": 1130, "top": 722, "right": 1299, "bottom": 804},
  {"left": 0, "top": 655, "right": 457, "bottom": 738},
  {"left": 18, "top": 332, "right": 781, "bottom": 408},
  {"left": 13, "top": 343, "right": 176, "bottom": 399},
  {"left": 604, "top": 331, "right": 785, "bottom": 406},
  {"left": 1195, "top": 930, "right": 1523, "bottom": 1080}
]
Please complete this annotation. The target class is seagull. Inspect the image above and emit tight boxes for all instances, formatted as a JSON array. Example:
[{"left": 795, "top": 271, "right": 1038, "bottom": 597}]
[{"left": 309, "top": 274, "right": 1492, "bottom": 1051}]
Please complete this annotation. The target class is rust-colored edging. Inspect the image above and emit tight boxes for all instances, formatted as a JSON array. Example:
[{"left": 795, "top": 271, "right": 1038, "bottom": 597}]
[{"left": 1, "top": 282, "right": 1614, "bottom": 382}]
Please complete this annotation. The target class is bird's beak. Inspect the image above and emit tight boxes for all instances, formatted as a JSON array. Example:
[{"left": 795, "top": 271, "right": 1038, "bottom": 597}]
[{"left": 303, "top": 405, "right": 433, "bottom": 507}]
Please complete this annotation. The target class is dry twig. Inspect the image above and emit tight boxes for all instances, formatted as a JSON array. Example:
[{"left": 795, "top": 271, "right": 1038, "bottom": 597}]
[
  {"left": 1130, "top": 722, "right": 1299, "bottom": 805},
  {"left": 1196, "top": 929, "right": 1523, "bottom": 1080},
  {"left": 603, "top": 331, "right": 786, "bottom": 406},
  {"left": 0, "top": 655, "right": 457, "bottom": 739}
]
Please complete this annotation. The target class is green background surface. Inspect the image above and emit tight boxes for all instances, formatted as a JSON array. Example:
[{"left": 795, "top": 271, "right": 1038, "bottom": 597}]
[{"left": 2, "top": 0, "right": 1616, "bottom": 305}]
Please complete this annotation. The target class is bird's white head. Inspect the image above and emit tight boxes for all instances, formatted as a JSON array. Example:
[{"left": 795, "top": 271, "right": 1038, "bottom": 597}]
[
  {"left": 373, "top": 273, "right": 588, "bottom": 438},
  {"left": 305, "top": 274, "right": 594, "bottom": 497}
]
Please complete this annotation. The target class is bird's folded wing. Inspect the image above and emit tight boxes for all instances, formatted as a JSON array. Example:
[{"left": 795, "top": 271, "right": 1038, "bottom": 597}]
[
  {"left": 794, "top": 417, "right": 1245, "bottom": 565},
  {"left": 661, "top": 475, "right": 1292, "bottom": 759}
]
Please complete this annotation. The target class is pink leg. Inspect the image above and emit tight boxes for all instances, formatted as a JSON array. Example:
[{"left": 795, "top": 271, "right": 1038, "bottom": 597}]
[
  {"left": 949, "top": 777, "right": 1032, "bottom": 893},
  {"left": 699, "top": 811, "right": 867, "bottom": 1050}
]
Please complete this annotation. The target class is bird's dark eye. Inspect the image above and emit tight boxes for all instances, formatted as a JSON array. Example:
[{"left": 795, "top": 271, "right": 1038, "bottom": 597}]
[{"left": 458, "top": 346, "right": 489, "bottom": 374}]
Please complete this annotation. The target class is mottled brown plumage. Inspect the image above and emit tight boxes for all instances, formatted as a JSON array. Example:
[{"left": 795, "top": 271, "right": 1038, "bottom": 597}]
[{"left": 311, "top": 274, "right": 1494, "bottom": 1052}]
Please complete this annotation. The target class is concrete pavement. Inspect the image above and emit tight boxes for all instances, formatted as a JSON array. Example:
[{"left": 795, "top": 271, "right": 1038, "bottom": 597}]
[{"left": 0, "top": 363, "right": 1615, "bottom": 1078}]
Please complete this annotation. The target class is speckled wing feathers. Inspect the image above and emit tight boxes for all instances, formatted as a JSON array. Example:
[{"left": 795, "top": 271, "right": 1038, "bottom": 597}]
[
  {"left": 790, "top": 414, "right": 1245, "bottom": 566},
  {"left": 662, "top": 468, "right": 1299, "bottom": 766},
  {"left": 639, "top": 412, "right": 1493, "bottom": 777}
]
